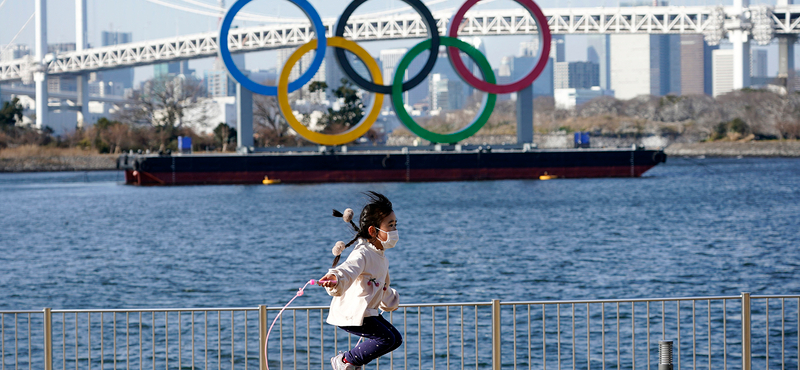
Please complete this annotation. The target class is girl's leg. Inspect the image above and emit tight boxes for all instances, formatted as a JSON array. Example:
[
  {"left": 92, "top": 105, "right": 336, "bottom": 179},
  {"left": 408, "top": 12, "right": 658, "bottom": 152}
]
[{"left": 339, "top": 315, "right": 403, "bottom": 366}]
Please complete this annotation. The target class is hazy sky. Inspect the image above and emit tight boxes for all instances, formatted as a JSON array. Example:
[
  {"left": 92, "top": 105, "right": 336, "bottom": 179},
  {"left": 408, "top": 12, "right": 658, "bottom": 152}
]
[{"left": 0, "top": 0, "right": 795, "bottom": 86}]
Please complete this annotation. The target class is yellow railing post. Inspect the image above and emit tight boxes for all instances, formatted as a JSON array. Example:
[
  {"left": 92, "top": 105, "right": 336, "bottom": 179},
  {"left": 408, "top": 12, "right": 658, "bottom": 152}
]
[
  {"left": 44, "top": 308, "right": 52, "bottom": 370},
  {"left": 492, "top": 299, "right": 501, "bottom": 370},
  {"left": 742, "top": 293, "right": 751, "bottom": 370},
  {"left": 259, "top": 305, "right": 267, "bottom": 370}
]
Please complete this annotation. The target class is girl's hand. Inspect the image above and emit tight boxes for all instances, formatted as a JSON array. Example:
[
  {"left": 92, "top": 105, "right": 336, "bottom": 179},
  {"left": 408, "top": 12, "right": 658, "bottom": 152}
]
[{"left": 319, "top": 274, "right": 338, "bottom": 288}]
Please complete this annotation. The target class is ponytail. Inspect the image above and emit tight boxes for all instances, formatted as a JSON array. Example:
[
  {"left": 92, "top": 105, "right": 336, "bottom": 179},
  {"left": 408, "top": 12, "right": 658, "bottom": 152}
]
[
  {"left": 328, "top": 192, "right": 393, "bottom": 267},
  {"left": 331, "top": 208, "right": 361, "bottom": 267}
]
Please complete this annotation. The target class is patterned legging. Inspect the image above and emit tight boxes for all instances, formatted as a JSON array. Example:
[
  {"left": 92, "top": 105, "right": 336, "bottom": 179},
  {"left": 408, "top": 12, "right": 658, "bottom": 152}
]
[{"left": 339, "top": 315, "right": 403, "bottom": 367}]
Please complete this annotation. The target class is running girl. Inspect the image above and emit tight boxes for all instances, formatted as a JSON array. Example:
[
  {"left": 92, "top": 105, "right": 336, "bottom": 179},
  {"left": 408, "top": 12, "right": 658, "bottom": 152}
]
[{"left": 319, "top": 191, "right": 402, "bottom": 370}]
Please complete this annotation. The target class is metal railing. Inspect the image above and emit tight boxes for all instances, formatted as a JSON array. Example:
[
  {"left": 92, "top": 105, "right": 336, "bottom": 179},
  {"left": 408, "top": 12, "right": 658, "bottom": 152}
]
[{"left": 1, "top": 293, "right": 798, "bottom": 370}]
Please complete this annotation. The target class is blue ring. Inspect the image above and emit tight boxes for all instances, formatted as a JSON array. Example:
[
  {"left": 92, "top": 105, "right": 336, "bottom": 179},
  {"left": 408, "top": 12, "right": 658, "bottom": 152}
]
[{"left": 218, "top": 0, "right": 326, "bottom": 96}]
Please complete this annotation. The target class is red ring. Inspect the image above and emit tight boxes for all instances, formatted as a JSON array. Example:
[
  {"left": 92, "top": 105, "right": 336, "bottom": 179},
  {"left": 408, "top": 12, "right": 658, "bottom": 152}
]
[{"left": 447, "top": 0, "right": 551, "bottom": 94}]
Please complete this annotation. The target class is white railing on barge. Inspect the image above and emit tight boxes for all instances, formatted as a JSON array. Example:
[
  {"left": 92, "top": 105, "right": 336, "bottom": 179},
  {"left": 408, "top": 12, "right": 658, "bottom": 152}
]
[{"left": 1, "top": 293, "right": 798, "bottom": 370}]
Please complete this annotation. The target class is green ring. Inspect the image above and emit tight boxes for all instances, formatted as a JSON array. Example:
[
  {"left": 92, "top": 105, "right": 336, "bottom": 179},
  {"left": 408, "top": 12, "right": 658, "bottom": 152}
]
[{"left": 392, "top": 36, "right": 497, "bottom": 144}]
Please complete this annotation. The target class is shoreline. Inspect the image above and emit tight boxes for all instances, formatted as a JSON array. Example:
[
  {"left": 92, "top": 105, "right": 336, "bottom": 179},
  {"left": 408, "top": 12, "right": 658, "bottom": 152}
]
[
  {"left": 2, "top": 140, "right": 798, "bottom": 173},
  {"left": 663, "top": 141, "right": 800, "bottom": 157},
  {"left": 0, "top": 155, "right": 118, "bottom": 172}
]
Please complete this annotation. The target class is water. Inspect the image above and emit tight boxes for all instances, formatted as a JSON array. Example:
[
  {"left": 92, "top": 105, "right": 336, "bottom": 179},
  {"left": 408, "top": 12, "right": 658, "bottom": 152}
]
[{"left": 1, "top": 157, "right": 799, "bottom": 311}]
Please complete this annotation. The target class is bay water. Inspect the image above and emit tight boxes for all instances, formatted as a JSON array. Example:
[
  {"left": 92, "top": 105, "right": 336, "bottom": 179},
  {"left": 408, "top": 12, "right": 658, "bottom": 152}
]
[{"left": 1, "top": 157, "right": 797, "bottom": 310}]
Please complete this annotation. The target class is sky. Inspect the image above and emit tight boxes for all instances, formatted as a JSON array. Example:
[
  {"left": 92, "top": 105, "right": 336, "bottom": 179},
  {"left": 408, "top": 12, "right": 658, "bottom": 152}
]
[{"left": 0, "top": 0, "right": 797, "bottom": 87}]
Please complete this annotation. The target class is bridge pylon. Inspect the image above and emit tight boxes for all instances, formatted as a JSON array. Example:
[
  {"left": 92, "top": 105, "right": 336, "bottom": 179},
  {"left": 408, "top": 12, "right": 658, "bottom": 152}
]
[
  {"left": 34, "top": 0, "right": 48, "bottom": 131},
  {"left": 76, "top": 0, "right": 91, "bottom": 128}
]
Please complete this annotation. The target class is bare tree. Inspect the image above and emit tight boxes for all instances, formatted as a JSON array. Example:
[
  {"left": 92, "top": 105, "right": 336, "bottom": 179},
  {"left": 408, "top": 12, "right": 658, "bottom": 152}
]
[
  {"left": 252, "top": 83, "right": 310, "bottom": 147},
  {"left": 117, "top": 74, "right": 209, "bottom": 150}
]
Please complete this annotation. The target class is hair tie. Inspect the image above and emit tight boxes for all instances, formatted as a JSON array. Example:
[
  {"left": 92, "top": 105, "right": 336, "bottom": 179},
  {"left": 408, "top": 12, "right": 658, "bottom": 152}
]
[
  {"left": 342, "top": 208, "right": 354, "bottom": 223},
  {"left": 332, "top": 241, "right": 346, "bottom": 256}
]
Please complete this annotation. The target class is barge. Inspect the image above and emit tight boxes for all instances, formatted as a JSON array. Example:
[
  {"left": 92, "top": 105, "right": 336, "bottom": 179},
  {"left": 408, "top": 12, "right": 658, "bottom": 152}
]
[{"left": 117, "top": 145, "right": 667, "bottom": 185}]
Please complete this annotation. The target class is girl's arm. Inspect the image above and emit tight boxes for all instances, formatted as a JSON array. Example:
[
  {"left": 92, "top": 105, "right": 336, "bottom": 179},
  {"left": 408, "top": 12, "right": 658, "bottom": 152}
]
[
  {"left": 324, "top": 248, "right": 366, "bottom": 296},
  {"left": 379, "top": 273, "right": 400, "bottom": 312}
]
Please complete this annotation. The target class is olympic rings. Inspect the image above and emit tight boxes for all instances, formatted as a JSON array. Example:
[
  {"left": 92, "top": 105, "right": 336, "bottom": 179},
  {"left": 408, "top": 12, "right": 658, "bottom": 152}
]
[
  {"left": 334, "top": 0, "right": 440, "bottom": 95},
  {"left": 277, "top": 37, "right": 385, "bottom": 146},
  {"left": 219, "top": 0, "right": 552, "bottom": 145},
  {"left": 218, "top": 0, "right": 326, "bottom": 96},
  {"left": 392, "top": 37, "right": 497, "bottom": 144},
  {"left": 447, "top": 0, "right": 551, "bottom": 94}
]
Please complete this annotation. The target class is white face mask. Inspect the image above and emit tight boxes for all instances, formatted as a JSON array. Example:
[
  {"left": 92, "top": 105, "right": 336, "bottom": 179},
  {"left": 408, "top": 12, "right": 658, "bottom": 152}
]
[{"left": 376, "top": 228, "right": 399, "bottom": 249}]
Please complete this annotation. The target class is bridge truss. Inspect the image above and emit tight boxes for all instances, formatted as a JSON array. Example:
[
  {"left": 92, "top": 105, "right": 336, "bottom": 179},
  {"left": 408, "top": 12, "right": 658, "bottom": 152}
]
[{"left": 1, "top": 4, "right": 799, "bottom": 83}]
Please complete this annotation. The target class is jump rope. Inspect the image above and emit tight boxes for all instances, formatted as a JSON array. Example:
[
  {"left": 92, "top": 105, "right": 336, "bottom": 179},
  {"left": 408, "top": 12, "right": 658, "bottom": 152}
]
[{"left": 265, "top": 278, "right": 363, "bottom": 370}]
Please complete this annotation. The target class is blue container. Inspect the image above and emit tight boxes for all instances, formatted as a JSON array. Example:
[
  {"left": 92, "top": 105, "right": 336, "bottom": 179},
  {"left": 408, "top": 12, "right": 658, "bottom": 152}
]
[
  {"left": 574, "top": 132, "right": 590, "bottom": 148},
  {"left": 178, "top": 136, "right": 192, "bottom": 153}
]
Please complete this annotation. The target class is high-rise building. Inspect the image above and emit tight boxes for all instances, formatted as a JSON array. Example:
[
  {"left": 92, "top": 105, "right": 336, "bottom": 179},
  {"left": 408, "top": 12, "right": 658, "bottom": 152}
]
[
  {"left": 379, "top": 48, "right": 410, "bottom": 107},
  {"left": 48, "top": 43, "right": 76, "bottom": 54},
  {"left": 205, "top": 53, "right": 244, "bottom": 98},
  {"left": 551, "top": 35, "right": 566, "bottom": 63},
  {"left": 98, "top": 31, "right": 134, "bottom": 95},
  {"left": 428, "top": 73, "right": 464, "bottom": 111},
  {"left": 154, "top": 61, "right": 193, "bottom": 78},
  {"left": 749, "top": 49, "right": 771, "bottom": 86},
  {"left": 554, "top": 61, "right": 600, "bottom": 89},
  {"left": 205, "top": 59, "right": 236, "bottom": 98},
  {"left": 0, "top": 44, "right": 30, "bottom": 62},
  {"left": 610, "top": 34, "right": 680, "bottom": 99},
  {"left": 587, "top": 35, "right": 611, "bottom": 90},
  {"left": 276, "top": 47, "right": 325, "bottom": 101},
  {"left": 664, "top": 34, "right": 682, "bottom": 95},
  {"left": 101, "top": 31, "right": 132, "bottom": 48},
  {"left": 712, "top": 49, "right": 735, "bottom": 97},
  {"left": 521, "top": 35, "right": 564, "bottom": 62},
  {"left": 429, "top": 74, "right": 447, "bottom": 111},
  {"left": 679, "top": 35, "right": 717, "bottom": 96},
  {"left": 750, "top": 49, "right": 768, "bottom": 78},
  {"left": 513, "top": 40, "right": 554, "bottom": 98},
  {"left": 555, "top": 87, "right": 614, "bottom": 109},
  {"left": 495, "top": 57, "right": 513, "bottom": 101},
  {"left": 379, "top": 49, "right": 408, "bottom": 86}
]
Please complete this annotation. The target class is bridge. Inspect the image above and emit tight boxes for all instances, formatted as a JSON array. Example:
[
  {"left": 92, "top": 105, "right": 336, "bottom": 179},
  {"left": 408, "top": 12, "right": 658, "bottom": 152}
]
[{"left": 0, "top": 0, "right": 798, "bottom": 135}]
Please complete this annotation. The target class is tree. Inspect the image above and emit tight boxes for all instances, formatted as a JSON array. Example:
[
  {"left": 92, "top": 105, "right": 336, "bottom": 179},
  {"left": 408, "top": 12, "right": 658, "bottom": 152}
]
[
  {"left": 253, "top": 93, "right": 304, "bottom": 147},
  {"left": 117, "top": 74, "right": 209, "bottom": 150},
  {"left": 309, "top": 78, "right": 365, "bottom": 133},
  {"left": 0, "top": 97, "right": 24, "bottom": 128},
  {"left": 213, "top": 123, "right": 237, "bottom": 151}
]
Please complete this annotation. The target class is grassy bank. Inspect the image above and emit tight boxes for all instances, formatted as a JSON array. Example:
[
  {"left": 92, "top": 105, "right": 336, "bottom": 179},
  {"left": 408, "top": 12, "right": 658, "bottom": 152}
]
[{"left": 0, "top": 145, "right": 117, "bottom": 172}]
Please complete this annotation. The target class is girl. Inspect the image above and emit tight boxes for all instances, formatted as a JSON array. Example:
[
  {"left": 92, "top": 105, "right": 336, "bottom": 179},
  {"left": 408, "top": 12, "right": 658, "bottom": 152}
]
[{"left": 319, "top": 192, "right": 402, "bottom": 370}]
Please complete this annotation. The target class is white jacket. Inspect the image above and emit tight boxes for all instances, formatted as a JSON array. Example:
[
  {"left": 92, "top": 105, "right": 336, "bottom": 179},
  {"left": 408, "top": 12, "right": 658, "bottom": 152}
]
[{"left": 324, "top": 238, "right": 400, "bottom": 327}]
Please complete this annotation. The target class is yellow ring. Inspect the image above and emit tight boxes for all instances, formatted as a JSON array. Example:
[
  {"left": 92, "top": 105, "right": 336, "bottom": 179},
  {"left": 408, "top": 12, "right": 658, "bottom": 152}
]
[{"left": 277, "top": 37, "right": 384, "bottom": 146}]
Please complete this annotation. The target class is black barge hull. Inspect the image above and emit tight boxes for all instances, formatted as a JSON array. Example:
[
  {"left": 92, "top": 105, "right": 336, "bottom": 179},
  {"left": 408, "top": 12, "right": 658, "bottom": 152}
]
[{"left": 117, "top": 147, "right": 667, "bottom": 185}]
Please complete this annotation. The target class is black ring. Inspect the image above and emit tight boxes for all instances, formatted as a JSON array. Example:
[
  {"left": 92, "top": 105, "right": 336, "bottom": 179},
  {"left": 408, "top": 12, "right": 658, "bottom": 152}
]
[{"left": 334, "top": 0, "right": 440, "bottom": 94}]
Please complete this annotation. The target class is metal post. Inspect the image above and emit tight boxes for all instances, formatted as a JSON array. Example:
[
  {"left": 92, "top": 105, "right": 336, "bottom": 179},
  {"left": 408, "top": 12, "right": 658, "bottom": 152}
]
[
  {"left": 515, "top": 84, "right": 533, "bottom": 144},
  {"left": 259, "top": 305, "right": 267, "bottom": 370},
  {"left": 777, "top": 35, "right": 797, "bottom": 93},
  {"left": 742, "top": 293, "right": 751, "bottom": 370},
  {"left": 44, "top": 308, "right": 52, "bottom": 370},
  {"left": 730, "top": 0, "right": 751, "bottom": 90},
  {"left": 236, "top": 83, "right": 254, "bottom": 153},
  {"left": 492, "top": 299, "right": 501, "bottom": 370},
  {"left": 34, "top": 0, "right": 48, "bottom": 131},
  {"left": 659, "top": 341, "right": 673, "bottom": 370},
  {"left": 76, "top": 0, "right": 90, "bottom": 127}
]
